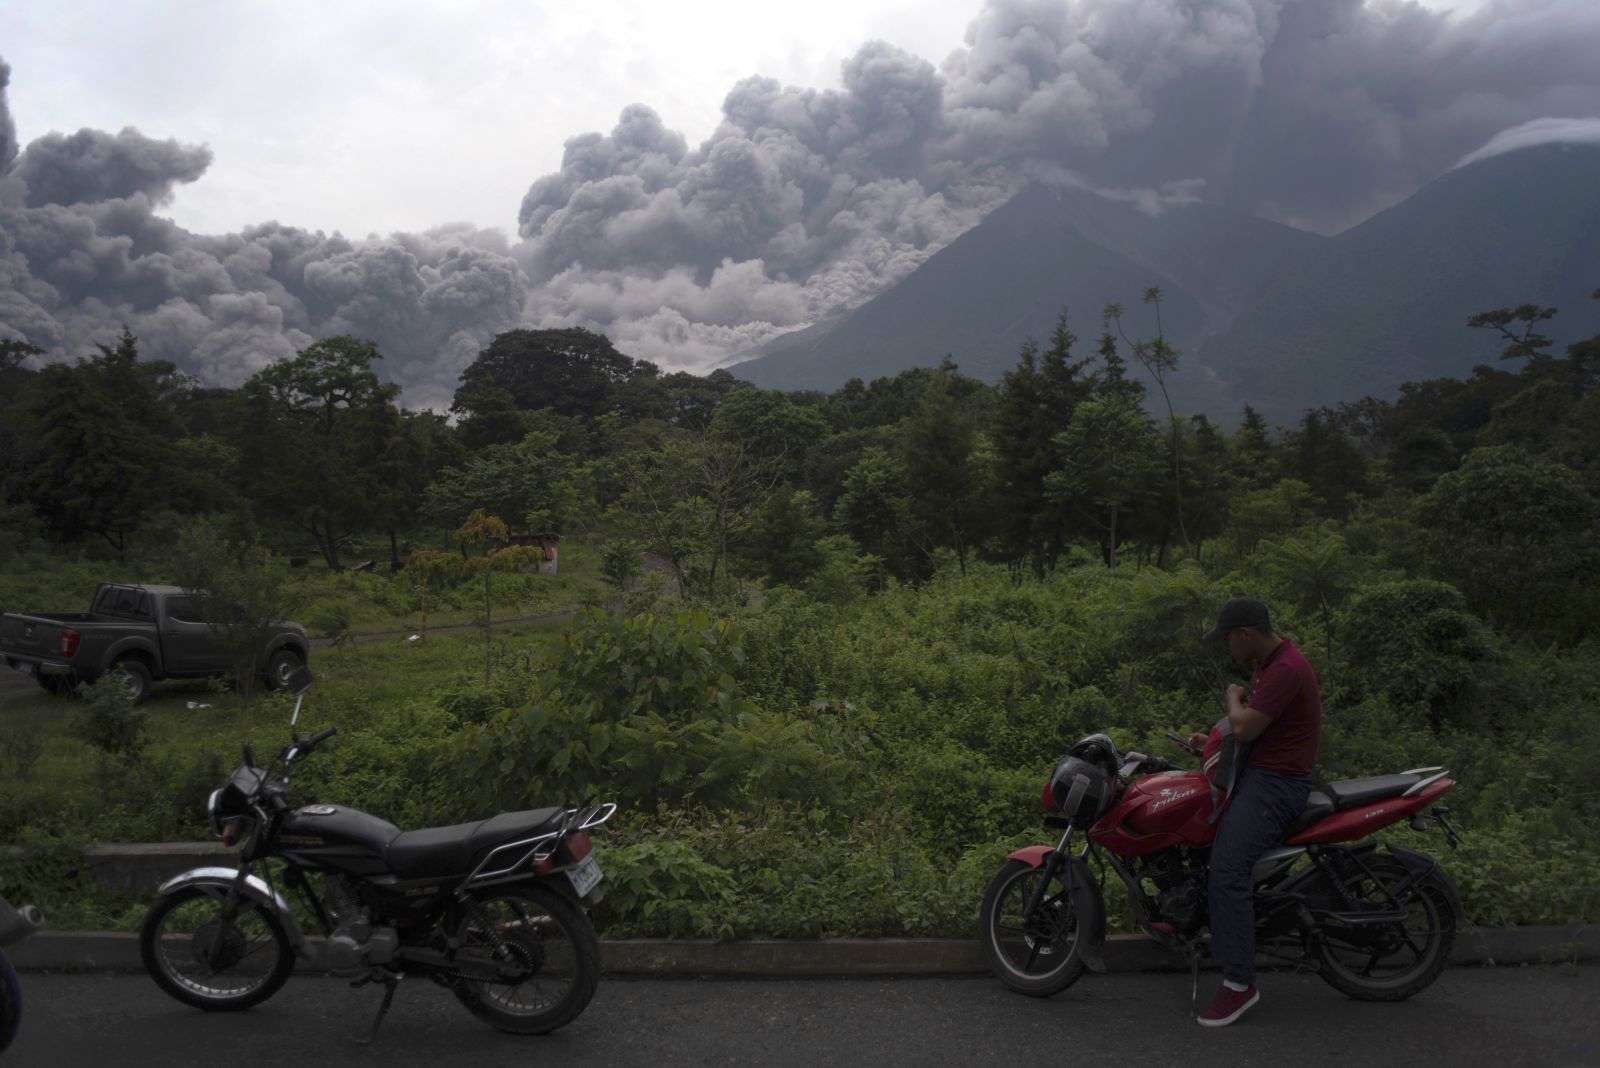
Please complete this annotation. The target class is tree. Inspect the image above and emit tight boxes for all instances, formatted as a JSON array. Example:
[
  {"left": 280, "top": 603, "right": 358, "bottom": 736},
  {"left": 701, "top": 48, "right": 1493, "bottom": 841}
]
[
  {"left": 237, "top": 336, "right": 401, "bottom": 569},
  {"left": 1114, "top": 289, "right": 1189, "bottom": 557},
  {"left": 452, "top": 328, "right": 644, "bottom": 422},
  {"left": 1467, "top": 303, "right": 1558, "bottom": 362},
  {"left": 423, "top": 430, "right": 574, "bottom": 544},
  {"left": 991, "top": 313, "right": 1096, "bottom": 577},
  {"left": 738, "top": 488, "right": 827, "bottom": 588},
  {"left": 1417, "top": 445, "right": 1599, "bottom": 639},
  {"left": 834, "top": 446, "right": 918, "bottom": 587},
  {"left": 1261, "top": 524, "right": 1355, "bottom": 690},
  {"left": 899, "top": 365, "right": 986, "bottom": 574},
  {"left": 707, "top": 387, "right": 830, "bottom": 485},
  {"left": 1284, "top": 409, "right": 1371, "bottom": 517},
  {"left": 12, "top": 329, "right": 189, "bottom": 551},
  {"left": 454, "top": 510, "right": 540, "bottom": 684},
  {"left": 1046, "top": 398, "right": 1162, "bottom": 568}
]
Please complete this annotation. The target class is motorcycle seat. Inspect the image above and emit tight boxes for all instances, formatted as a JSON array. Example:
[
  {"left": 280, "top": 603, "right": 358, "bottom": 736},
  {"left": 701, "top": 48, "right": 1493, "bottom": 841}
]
[
  {"left": 1282, "top": 790, "right": 1335, "bottom": 838},
  {"left": 1322, "top": 774, "right": 1421, "bottom": 811},
  {"left": 385, "top": 807, "right": 565, "bottom": 879}
]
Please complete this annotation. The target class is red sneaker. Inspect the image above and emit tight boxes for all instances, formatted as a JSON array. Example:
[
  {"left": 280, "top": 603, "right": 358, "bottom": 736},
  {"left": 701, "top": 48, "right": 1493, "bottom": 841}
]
[{"left": 1198, "top": 983, "right": 1259, "bottom": 1028}]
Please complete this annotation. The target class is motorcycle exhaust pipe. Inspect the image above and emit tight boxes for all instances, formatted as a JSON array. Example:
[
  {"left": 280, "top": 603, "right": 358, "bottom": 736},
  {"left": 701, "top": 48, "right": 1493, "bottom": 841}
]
[{"left": 0, "top": 898, "right": 44, "bottom": 947}]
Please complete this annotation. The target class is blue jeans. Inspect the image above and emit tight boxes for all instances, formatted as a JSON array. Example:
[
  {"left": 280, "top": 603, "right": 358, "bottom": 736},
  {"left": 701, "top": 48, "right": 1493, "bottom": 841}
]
[{"left": 1207, "top": 766, "right": 1312, "bottom": 985}]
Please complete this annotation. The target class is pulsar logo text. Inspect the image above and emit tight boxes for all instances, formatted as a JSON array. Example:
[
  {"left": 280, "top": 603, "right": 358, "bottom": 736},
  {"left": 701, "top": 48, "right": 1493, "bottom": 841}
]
[{"left": 1149, "top": 788, "right": 1199, "bottom": 813}]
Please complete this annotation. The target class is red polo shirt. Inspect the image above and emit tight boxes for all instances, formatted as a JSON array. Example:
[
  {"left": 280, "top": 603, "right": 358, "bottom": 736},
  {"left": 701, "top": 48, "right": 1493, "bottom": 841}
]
[{"left": 1247, "top": 638, "right": 1322, "bottom": 777}]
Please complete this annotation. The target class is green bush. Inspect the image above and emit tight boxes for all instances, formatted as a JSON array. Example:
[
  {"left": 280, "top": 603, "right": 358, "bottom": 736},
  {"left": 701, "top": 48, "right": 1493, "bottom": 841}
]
[{"left": 71, "top": 674, "right": 150, "bottom": 766}]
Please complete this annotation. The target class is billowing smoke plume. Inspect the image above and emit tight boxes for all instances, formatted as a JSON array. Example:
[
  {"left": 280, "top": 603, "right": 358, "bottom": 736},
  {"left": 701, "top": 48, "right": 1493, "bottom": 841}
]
[
  {"left": 3, "top": 0, "right": 1599, "bottom": 401},
  {"left": 0, "top": 95, "right": 526, "bottom": 407}
]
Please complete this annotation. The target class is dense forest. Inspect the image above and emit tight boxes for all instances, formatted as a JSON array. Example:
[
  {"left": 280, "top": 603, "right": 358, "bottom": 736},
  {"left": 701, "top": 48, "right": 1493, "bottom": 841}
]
[{"left": 1, "top": 289, "right": 1597, "bottom": 936}]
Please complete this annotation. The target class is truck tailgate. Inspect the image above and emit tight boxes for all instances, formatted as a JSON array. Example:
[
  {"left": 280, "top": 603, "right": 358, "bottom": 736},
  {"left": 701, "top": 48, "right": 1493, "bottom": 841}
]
[{"left": 0, "top": 613, "right": 76, "bottom": 660}]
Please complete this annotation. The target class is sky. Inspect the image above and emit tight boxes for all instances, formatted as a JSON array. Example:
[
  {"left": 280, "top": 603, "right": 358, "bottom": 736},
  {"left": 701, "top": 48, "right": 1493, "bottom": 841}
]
[
  {"left": 0, "top": 0, "right": 1489, "bottom": 239},
  {"left": 3, "top": 0, "right": 1594, "bottom": 410}
]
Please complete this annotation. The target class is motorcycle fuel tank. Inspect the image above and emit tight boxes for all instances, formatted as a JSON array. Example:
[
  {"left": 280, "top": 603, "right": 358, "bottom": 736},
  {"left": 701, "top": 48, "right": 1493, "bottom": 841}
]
[
  {"left": 1089, "top": 770, "right": 1220, "bottom": 856},
  {"left": 277, "top": 804, "right": 400, "bottom": 875}
]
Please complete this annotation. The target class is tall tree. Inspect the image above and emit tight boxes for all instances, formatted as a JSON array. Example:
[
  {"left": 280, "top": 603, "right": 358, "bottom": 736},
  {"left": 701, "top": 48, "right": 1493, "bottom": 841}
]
[
  {"left": 237, "top": 336, "right": 401, "bottom": 569},
  {"left": 12, "top": 330, "right": 188, "bottom": 551},
  {"left": 452, "top": 328, "right": 644, "bottom": 422},
  {"left": 1115, "top": 289, "right": 1189, "bottom": 557},
  {"left": 991, "top": 313, "right": 1095, "bottom": 577},
  {"left": 899, "top": 365, "right": 985, "bottom": 574},
  {"left": 1467, "top": 303, "right": 1558, "bottom": 362},
  {"left": 1046, "top": 397, "right": 1162, "bottom": 568}
]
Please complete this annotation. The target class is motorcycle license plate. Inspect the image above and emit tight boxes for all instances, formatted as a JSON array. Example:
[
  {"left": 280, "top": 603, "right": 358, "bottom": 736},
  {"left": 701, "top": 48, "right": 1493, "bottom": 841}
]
[{"left": 567, "top": 855, "right": 602, "bottom": 897}]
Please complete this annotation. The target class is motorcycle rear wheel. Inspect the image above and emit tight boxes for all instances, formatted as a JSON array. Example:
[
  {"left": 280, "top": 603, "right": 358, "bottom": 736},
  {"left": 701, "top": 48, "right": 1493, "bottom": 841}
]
[
  {"left": 1315, "top": 855, "right": 1455, "bottom": 1001},
  {"left": 450, "top": 884, "right": 600, "bottom": 1034},
  {"left": 980, "top": 858, "right": 1089, "bottom": 996},
  {"left": 139, "top": 886, "right": 295, "bottom": 1010}
]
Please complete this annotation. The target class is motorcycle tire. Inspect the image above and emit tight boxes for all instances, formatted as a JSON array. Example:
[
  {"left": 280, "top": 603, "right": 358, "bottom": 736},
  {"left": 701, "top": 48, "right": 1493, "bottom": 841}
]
[
  {"left": 0, "top": 949, "right": 20, "bottom": 1055},
  {"left": 450, "top": 884, "right": 600, "bottom": 1034},
  {"left": 980, "top": 858, "right": 1089, "bottom": 997},
  {"left": 1315, "top": 854, "right": 1456, "bottom": 1002},
  {"left": 140, "top": 886, "right": 295, "bottom": 1011}
]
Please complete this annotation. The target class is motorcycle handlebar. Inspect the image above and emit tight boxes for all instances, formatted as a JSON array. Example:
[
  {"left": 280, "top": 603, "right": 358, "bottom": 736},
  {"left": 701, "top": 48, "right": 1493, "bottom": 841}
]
[{"left": 305, "top": 726, "right": 338, "bottom": 749}]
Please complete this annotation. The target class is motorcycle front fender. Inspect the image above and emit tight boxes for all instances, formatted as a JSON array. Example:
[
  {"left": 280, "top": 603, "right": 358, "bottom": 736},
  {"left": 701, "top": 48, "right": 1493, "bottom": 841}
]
[
  {"left": 1005, "top": 847, "right": 1107, "bottom": 973},
  {"left": 156, "top": 867, "right": 309, "bottom": 958}
]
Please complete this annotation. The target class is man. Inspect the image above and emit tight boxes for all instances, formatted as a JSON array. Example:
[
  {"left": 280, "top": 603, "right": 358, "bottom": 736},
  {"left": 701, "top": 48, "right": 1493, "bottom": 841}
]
[{"left": 1189, "top": 596, "right": 1322, "bottom": 1028}]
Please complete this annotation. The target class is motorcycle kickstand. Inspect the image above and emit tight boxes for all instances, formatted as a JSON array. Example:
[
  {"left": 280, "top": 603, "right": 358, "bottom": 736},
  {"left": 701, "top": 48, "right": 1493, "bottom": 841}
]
[
  {"left": 1187, "top": 945, "right": 1202, "bottom": 1018},
  {"left": 351, "top": 969, "right": 402, "bottom": 1045}
]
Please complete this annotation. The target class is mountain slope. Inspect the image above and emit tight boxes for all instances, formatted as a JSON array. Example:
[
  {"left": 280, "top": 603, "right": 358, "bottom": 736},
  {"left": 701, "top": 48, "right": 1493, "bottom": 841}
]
[
  {"left": 730, "top": 184, "right": 1324, "bottom": 393},
  {"left": 1191, "top": 142, "right": 1600, "bottom": 417}
]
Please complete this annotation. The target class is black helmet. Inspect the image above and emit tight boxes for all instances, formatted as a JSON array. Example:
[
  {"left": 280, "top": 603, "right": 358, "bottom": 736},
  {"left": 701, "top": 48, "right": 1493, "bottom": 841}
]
[{"left": 1046, "top": 753, "right": 1115, "bottom": 826}]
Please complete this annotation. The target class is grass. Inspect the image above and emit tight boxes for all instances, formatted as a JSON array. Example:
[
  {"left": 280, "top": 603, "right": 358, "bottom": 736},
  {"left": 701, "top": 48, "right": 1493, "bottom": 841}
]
[
  {"left": 0, "top": 535, "right": 611, "bottom": 639},
  {"left": 2, "top": 618, "right": 575, "bottom": 931}
]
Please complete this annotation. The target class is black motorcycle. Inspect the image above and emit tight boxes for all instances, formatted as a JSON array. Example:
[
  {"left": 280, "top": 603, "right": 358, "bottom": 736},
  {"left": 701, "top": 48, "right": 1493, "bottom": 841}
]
[
  {"left": 139, "top": 666, "right": 614, "bottom": 1040},
  {"left": 1, "top": 895, "right": 43, "bottom": 1054}
]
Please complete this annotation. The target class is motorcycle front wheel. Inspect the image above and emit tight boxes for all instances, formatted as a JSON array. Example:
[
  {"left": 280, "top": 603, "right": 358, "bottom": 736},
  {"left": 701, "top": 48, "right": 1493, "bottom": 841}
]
[
  {"left": 0, "top": 949, "right": 20, "bottom": 1054},
  {"left": 1315, "top": 854, "right": 1456, "bottom": 1001},
  {"left": 139, "top": 886, "right": 295, "bottom": 1010},
  {"left": 980, "top": 858, "right": 1089, "bottom": 996},
  {"left": 449, "top": 884, "right": 600, "bottom": 1034}
]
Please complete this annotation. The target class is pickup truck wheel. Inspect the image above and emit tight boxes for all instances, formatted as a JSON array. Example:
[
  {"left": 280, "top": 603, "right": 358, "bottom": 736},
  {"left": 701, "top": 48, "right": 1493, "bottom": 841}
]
[
  {"left": 264, "top": 650, "right": 302, "bottom": 691},
  {"left": 111, "top": 659, "right": 152, "bottom": 703}
]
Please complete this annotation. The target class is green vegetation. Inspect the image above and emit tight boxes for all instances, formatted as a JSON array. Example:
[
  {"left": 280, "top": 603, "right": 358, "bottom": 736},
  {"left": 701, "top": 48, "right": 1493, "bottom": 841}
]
[{"left": 3, "top": 295, "right": 1598, "bottom": 939}]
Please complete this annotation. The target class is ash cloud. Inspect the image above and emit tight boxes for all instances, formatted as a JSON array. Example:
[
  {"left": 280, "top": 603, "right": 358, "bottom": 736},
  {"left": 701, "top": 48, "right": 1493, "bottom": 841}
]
[{"left": 3, "top": 0, "right": 1599, "bottom": 397}]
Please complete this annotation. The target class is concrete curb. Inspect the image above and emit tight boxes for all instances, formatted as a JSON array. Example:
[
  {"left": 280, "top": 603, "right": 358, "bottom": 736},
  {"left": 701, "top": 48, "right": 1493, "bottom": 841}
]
[{"left": 9, "top": 927, "right": 1592, "bottom": 977}]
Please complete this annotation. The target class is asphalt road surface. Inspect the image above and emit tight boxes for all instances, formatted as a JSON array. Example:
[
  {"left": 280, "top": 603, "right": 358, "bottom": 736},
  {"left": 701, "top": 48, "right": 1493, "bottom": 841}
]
[{"left": 3, "top": 967, "right": 1596, "bottom": 1068}]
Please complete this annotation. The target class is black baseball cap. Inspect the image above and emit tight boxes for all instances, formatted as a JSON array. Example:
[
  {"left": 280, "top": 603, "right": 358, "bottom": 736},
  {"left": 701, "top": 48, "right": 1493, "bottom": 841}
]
[{"left": 1203, "top": 597, "right": 1271, "bottom": 643}]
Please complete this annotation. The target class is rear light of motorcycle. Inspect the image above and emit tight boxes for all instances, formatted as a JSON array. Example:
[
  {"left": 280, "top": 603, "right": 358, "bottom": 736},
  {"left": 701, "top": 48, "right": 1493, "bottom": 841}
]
[
  {"left": 532, "top": 831, "right": 593, "bottom": 876},
  {"left": 1040, "top": 779, "right": 1055, "bottom": 811},
  {"left": 60, "top": 629, "right": 81, "bottom": 658}
]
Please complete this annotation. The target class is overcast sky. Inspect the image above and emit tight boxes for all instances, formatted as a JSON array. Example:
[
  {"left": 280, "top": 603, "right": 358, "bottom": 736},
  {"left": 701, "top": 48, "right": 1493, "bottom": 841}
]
[{"left": 0, "top": 0, "right": 1487, "bottom": 239}]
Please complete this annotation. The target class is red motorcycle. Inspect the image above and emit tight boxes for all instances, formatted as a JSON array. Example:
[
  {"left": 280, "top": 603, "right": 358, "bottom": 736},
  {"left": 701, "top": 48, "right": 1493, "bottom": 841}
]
[{"left": 979, "top": 730, "right": 1463, "bottom": 1002}]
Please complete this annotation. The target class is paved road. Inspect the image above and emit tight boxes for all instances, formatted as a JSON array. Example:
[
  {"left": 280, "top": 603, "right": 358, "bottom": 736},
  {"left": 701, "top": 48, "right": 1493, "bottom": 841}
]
[{"left": 3, "top": 968, "right": 1596, "bottom": 1067}]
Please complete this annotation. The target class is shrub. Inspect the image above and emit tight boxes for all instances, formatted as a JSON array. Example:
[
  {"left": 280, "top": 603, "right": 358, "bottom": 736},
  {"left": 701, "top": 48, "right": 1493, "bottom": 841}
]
[{"left": 71, "top": 674, "right": 150, "bottom": 766}]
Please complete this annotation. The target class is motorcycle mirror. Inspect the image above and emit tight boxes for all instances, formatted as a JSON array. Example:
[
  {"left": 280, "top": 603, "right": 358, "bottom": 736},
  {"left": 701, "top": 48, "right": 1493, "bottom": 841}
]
[
  {"left": 286, "top": 665, "right": 314, "bottom": 730},
  {"left": 243, "top": 739, "right": 255, "bottom": 767}
]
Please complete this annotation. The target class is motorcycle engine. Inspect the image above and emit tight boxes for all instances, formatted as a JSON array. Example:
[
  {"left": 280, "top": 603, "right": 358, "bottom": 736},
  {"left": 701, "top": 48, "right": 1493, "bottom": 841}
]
[
  {"left": 323, "top": 876, "right": 398, "bottom": 975},
  {"left": 1157, "top": 876, "right": 1206, "bottom": 935}
]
